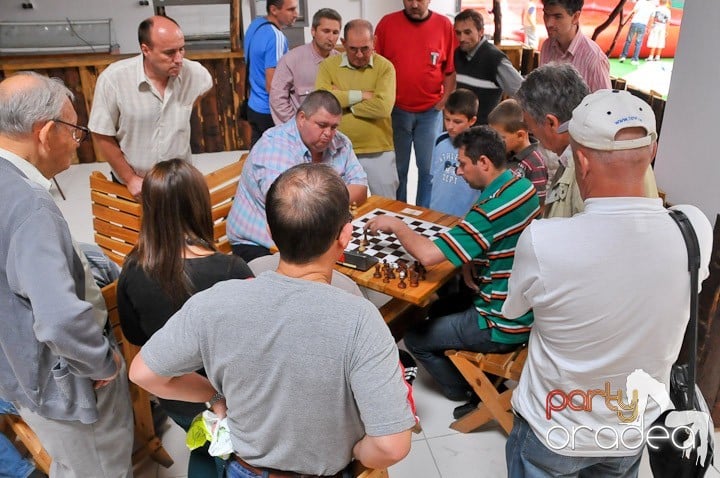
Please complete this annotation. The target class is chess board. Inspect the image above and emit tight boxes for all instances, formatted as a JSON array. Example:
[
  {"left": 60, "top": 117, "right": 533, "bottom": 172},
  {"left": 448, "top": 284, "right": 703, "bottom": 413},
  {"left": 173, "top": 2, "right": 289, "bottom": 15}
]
[{"left": 344, "top": 208, "right": 450, "bottom": 266}]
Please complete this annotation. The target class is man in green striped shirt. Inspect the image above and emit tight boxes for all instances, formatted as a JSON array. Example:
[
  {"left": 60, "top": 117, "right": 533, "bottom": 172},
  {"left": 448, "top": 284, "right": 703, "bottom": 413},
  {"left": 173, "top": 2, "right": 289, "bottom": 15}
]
[{"left": 365, "top": 125, "right": 539, "bottom": 410}]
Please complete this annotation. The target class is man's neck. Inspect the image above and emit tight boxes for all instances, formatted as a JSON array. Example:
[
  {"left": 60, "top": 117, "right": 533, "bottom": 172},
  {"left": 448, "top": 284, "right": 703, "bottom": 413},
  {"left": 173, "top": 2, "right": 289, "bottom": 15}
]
[
  {"left": 276, "top": 258, "right": 334, "bottom": 284},
  {"left": 557, "top": 25, "right": 579, "bottom": 52},
  {"left": 311, "top": 41, "right": 330, "bottom": 58},
  {"left": 0, "top": 137, "right": 33, "bottom": 165},
  {"left": 143, "top": 61, "right": 170, "bottom": 92},
  {"left": 266, "top": 15, "right": 282, "bottom": 30}
]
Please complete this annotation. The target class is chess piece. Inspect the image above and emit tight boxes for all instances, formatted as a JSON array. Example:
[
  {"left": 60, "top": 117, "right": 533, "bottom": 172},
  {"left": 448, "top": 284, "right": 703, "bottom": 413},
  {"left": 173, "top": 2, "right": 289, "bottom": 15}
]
[
  {"left": 359, "top": 230, "right": 368, "bottom": 252},
  {"left": 419, "top": 264, "right": 427, "bottom": 281},
  {"left": 388, "top": 263, "right": 396, "bottom": 280},
  {"left": 373, "top": 263, "right": 382, "bottom": 279},
  {"left": 350, "top": 201, "right": 358, "bottom": 216},
  {"left": 398, "top": 270, "right": 407, "bottom": 289},
  {"left": 382, "top": 267, "right": 391, "bottom": 283},
  {"left": 410, "top": 269, "right": 419, "bottom": 287}
]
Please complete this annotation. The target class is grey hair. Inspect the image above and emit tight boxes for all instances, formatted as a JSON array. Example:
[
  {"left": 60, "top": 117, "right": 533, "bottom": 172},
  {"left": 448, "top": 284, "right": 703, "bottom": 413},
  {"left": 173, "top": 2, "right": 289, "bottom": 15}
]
[
  {"left": 516, "top": 63, "right": 589, "bottom": 125},
  {"left": 0, "top": 71, "right": 74, "bottom": 137},
  {"left": 298, "top": 90, "right": 342, "bottom": 117}
]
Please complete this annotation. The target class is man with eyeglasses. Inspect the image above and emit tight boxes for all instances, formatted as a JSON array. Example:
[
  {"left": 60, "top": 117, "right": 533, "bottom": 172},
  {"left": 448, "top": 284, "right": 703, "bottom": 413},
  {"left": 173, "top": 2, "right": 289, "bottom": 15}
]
[
  {"left": 316, "top": 19, "right": 398, "bottom": 199},
  {"left": 88, "top": 15, "right": 212, "bottom": 198},
  {"left": 0, "top": 71, "right": 133, "bottom": 477},
  {"left": 226, "top": 90, "right": 368, "bottom": 262}
]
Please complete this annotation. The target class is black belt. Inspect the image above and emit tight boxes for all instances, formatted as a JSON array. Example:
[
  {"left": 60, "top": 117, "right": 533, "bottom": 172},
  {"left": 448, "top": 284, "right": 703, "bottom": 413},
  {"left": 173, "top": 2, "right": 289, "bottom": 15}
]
[{"left": 232, "top": 455, "right": 349, "bottom": 478}]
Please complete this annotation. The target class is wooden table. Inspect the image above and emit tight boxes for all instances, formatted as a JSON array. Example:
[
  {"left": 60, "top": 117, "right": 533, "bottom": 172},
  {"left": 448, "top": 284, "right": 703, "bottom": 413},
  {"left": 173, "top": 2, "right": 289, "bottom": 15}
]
[{"left": 335, "top": 196, "right": 460, "bottom": 307}]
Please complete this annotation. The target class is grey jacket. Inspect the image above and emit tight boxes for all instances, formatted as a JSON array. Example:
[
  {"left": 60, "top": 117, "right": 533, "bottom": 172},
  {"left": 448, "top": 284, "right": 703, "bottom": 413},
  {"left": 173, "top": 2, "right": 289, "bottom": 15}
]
[{"left": 0, "top": 157, "right": 117, "bottom": 424}]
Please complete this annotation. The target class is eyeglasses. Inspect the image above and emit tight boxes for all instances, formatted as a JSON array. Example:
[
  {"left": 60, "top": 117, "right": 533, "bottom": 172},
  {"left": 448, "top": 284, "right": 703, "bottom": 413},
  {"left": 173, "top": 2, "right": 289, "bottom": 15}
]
[{"left": 53, "top": 119, "right": 90, "bottom": 144}]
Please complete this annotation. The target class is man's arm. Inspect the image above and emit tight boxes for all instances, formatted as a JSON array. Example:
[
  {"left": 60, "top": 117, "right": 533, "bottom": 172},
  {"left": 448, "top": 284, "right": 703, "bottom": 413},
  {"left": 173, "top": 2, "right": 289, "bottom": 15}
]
[
  {"left": 502, "top": 226, "right": 539, "bottom": 319},
  {"left": 353, "top": 431, "right": 412, "bottom": 469},
  {"left": 496, "top": 58, "right": 524, "bottom": 97},
  {"left": 435, "top": 72, "right": 456, "bottom": 111},
  {"left": 348, "top": 184, "right": 368, "bottom": 206},
  {"left": 315, "top": 60, "right": 354, "bottom": 108},
  {"left": 350, "top": 60, "right": 396, "bottom": 119},
  {"left": 365, "top": 215, "right": 446, "bottom": 266},
  {"left": 92, "top": 133, "right": 144, "bottom": 197},
  {"left": 130, "top": 354, "right": 218, "bottom": 406},
  {"left": 265, "top": 67, "right": 277, "bottom": 98},
  {"left": 269, "top": 56, "right": 297, "bottom": 124}
]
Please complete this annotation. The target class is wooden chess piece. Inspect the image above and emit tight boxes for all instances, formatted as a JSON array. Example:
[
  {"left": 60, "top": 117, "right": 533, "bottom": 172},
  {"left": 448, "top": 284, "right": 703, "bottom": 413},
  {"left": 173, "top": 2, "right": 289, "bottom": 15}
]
[
  {"left": 398, "top": 270, "right": 407, "bottom": 289},
  {"left": 350, "top": 201, "right": 358, "bottom": 216},
  {"left": 382, "top": 268, "right": 391, "bottom": 283},
  {"left": 388, "top": 264, "right": 396, "bottom": 280},
  {"left": 373, "top": 263, "right": 382, "bottom": 279},
  {"left": 419, "top": 264, "right": 427, "bottom": 281},
  {"left": 359, "top": 230, "right": 367, "bottom": 253},
  {"left": 409, "top": 269, "right": 419, "bottom": 287}
]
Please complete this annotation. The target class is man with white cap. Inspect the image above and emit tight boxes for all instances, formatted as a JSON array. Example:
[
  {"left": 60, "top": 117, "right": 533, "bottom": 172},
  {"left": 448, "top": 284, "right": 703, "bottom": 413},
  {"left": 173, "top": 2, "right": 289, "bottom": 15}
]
[{"left": 502, "top": 89, "right": 713, "bottom": 476}]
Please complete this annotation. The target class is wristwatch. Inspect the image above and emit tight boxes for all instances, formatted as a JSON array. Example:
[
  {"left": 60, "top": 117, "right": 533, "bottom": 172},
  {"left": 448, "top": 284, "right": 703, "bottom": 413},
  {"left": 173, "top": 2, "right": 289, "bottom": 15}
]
[{"left": 205, "top": 391, "right": 225, "bottom": 409}]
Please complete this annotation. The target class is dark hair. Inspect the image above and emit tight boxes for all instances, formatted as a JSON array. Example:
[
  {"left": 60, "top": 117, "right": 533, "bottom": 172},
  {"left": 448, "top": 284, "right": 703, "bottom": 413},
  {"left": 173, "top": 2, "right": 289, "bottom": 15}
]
[
  {"left": 138, "top": 16, "right": 180, "bottom": 47},
  {"left": 454, "top": 9, "right": 484, "bottom": 31},
  {"left": 344, "top": 19, "right": 373, "bottom": 38},
  {"left": 488, "top": 99, "right": 527, "bottom": 133},
  {"left": 452, "top": 125, "right": 507, "bottom": 168},
  {"left": 541, "top": 0, "right": 584, "bottom": 15},
  {"left": 445, "top": 88, "right": 479, "bottom": 119},
  {"left": 267, "top": 0, "right": 285, "bottom": 14},
  {"left": 298, "top": 90, "right": 342, "bottom": 117},
  {"left": 312, "top": 8, "right": 342, "bottom": 29},
  {"left": 127, "top": 159, "right": 216, "bottom": 303},
  {"left": 516, "top": 63, "right": 589, "bottom": 124},
  {"left": 266, "top": 163, "right": 350, "bottom": 264}
]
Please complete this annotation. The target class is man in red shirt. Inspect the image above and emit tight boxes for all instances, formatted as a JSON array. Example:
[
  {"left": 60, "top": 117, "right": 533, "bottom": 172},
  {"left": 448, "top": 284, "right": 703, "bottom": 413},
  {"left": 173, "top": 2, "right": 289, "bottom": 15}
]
[{"left": 375, "top": 0, "right": 456, "bottom": 206}]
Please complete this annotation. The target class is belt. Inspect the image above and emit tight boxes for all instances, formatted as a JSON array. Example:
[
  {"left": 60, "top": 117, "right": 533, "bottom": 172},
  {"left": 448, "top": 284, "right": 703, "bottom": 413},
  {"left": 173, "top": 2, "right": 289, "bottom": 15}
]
[{"left": 233, "top": 455, "right": 348, "bottom": 478}]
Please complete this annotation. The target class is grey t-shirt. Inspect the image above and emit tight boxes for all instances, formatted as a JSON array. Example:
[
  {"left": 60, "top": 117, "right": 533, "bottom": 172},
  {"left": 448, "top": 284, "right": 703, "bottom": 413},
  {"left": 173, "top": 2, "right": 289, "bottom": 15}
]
[{"left": 142, "top": 271, "right": 415, "bottom": 475}]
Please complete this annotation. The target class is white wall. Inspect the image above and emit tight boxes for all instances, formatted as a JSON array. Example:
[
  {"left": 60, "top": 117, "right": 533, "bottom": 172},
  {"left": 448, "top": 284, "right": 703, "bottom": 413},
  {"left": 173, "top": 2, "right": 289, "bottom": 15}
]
[{"left": 653, "top": 1, "right": 720, "bottom": 225}]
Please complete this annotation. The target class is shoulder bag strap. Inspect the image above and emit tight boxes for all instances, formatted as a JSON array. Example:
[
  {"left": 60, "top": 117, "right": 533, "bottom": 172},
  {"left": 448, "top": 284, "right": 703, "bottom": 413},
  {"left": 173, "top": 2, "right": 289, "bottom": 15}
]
[
  {"left": 244, "top": 21, "right": 273, "bottom": 98},
  {"left": 668, "top": 208, "right": 701, "bottom": 405}
]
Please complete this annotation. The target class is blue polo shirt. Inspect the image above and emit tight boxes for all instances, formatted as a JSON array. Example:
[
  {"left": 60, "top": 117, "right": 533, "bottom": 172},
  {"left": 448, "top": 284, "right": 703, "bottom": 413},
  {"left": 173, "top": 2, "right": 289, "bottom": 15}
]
[{"left": 244, "top": 17, "right": 288, "bottom": 114}]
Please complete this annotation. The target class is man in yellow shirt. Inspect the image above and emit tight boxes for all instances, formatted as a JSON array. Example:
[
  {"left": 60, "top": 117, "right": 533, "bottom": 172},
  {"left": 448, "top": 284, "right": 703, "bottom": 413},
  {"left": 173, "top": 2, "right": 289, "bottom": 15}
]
[{"left": 316, "top": 19, "right": 398, "bottom": 198}]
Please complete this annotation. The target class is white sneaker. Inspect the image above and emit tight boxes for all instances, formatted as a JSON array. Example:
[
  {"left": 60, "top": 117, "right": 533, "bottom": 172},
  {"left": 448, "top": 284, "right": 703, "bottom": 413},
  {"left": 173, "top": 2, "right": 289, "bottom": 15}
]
[
  {"left": 619, "top": 56, "right": 626, "bottom": 63},
  {"left": 631, "top": 60, "right": 639, "bottom": 66}
]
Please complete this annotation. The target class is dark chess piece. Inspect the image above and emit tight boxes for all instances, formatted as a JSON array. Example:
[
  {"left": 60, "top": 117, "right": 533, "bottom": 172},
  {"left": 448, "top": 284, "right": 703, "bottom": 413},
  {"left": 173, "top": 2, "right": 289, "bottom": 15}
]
[
  {"left": 388, "top": 264, "right": 396, "bottom": 280},
  {"left": 419, "top": 264, "right": 427, "bottom": 280},
  {"left": 409, "top": 269, "right": 419, "bottom": 287},
  {"left": 373, "top": 263, "right": 382, "bottom": 279},
  {"left": 398, "top": 270, "right": 407, "bottom": 289}
]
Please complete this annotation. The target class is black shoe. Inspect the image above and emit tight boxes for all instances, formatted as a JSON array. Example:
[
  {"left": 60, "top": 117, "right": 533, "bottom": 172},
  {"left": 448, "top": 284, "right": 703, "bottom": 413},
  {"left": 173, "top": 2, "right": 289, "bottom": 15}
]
[
  {"left": 398, "top": 350, "right": 418, "bottom": 385},
  {"left": 453, "top": 394, "right": 480, "bottom": 419}
]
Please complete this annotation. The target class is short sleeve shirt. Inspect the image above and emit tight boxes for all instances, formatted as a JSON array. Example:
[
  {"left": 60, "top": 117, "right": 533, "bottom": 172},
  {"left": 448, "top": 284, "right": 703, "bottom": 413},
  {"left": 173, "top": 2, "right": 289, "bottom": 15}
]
[
  {"left": 245, "top": 17, "right": 288, "bottom": 114},
  {"left": 88, "top": 55, "right": 212, "bottom": 176}
]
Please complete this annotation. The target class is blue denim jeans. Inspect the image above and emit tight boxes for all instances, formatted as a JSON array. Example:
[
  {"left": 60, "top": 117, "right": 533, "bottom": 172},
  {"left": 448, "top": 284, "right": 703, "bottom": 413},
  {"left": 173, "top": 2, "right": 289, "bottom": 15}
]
[
  {"left": 0, "top": 400, "right": 36, "bottom": 478},
  {"left": 506, "top": 413, "right": 642, "bottom": 478},
  {"left": 621, "top": 23, "right": 647, "bottom": 61},
  {"left": 403, "top": 304, "right": 518, "bottom": 400},
  {"left": 226, "top": 459, "right": 352, "bottom": 478},
  {"left": 166, "top": 410, "right": 225, "bottom": 478},
  {"left": 391, "top": 106, "right": 443, "bottom": 206}
]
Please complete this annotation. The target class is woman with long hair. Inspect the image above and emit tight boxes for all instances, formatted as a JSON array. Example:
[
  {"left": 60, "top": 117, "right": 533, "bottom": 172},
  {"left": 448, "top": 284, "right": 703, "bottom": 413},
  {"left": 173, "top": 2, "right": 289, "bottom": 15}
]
[{"left": 118, "top": 159, "right": 252, "bottom": 477}]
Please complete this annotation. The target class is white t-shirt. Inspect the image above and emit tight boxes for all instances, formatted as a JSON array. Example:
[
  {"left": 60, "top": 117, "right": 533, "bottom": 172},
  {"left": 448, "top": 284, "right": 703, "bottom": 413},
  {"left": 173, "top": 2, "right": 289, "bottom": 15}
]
[
  {"left": 503, "top": 198, "right": 713, "bottom": 456},
  {"left": 633, "top": 0, "right": 657, "bottom": 25}
]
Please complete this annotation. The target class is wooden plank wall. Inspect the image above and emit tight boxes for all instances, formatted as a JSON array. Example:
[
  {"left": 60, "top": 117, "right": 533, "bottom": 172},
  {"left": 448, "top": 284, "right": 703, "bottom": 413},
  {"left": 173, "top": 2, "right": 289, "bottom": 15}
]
[{"left": 0, "top": 51, "right": 250, "bottom": 163}]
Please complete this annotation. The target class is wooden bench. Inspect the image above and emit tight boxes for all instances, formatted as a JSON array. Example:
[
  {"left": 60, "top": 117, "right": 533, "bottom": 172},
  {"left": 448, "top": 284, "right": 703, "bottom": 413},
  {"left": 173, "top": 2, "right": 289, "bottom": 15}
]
[
  {"left": 90, "top": 154, "right": 248, "bottom": 265},
  {"left": 0, "top": 413, "right": 51, "bottom": 475},
  {"left": 103, "top": 282, "right": 175, "bottom": 468},
  {"left": 445, "top": 345, "right": 528, "bottom": 434}
]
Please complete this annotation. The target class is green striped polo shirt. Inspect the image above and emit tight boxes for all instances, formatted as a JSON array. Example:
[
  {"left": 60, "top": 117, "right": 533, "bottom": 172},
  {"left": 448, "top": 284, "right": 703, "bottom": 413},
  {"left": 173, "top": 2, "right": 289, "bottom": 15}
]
[{"left": 434, "top": 169, "right": 540, "bottom": 344}]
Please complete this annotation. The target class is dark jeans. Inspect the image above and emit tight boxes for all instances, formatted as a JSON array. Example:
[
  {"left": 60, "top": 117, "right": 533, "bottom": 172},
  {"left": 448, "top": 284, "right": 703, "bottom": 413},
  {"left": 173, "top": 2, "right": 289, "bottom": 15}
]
[
  {"left": 226, "top": 459, "right": 353, "bottom": 478},
  {"left": 247, "top": 107, "right": 274, "bottom": 149},
  {"left": 404, "top": 302, "right": 518, "bottom": 400},
  {"left": 231, "top": 243, "right": 271, "bottom": 263},
  {"left": 506, "top": 413, "right": 642, "bottom": 477},
  {"left": 166, "top": 410, "right": 225, "bottom": 478}
]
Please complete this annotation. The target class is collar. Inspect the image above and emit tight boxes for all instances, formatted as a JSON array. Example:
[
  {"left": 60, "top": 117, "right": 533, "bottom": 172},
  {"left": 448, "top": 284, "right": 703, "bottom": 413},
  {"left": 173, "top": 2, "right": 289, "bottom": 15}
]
[
  {"left": 510, "top": 139, "right": 538, "bottom": 163},
  {"left": 0, "top": 147, "right": 52, "bottom": 190},
  {"left": 559, "top": 144, "right": 573, "bottom": 167},
  {"left": 583, "top": 197, "right": 665, "bottom": 214},
  {"left": 286, "top": 118, "right": 342, "bottom": 159},
  {"left": 340, "top": 52, "right": 375, "bottom": 69},
  {"left": 135, "top": 53, "right": 181, "bottom": 89},
  {"left": 402, "top": 9, "right": 433, "bottom": 23},
  {"left": 465, "top": 37, "right": 486, "bottom": 60},
  {"left": 552, "top": 26, "right": 583, "bottom": 56},
  {"left": 479, "top": 169, "right": 515, "bottom": 201}
]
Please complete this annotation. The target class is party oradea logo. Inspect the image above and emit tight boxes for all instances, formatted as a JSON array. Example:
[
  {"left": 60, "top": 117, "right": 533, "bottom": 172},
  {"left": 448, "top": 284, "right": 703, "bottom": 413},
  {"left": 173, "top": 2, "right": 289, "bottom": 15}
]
[{"left": 544, "top": 369, "right": 711, "bottom": 461}]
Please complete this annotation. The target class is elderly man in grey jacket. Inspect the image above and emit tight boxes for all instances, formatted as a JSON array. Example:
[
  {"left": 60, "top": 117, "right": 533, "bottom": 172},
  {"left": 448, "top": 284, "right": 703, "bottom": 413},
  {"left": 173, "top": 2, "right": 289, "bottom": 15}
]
[{"left": 0, "top": 72, "right": 133, "bottom": 477}]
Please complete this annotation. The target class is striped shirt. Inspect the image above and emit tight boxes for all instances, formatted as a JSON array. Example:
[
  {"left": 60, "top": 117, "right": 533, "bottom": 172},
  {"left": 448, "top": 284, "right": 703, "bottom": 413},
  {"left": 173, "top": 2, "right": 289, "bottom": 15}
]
[
  {"left": 226, "top": 119, "right": 367, "bottom": 249},
  {"left": 508, "top": 140, "right": 548, "bottom": 203},
  {"left": 540, "top": 28, "right": 611, "bottom": 92},
  {"left": 434, "top": 170, "right": 540, "bottom": 344}
]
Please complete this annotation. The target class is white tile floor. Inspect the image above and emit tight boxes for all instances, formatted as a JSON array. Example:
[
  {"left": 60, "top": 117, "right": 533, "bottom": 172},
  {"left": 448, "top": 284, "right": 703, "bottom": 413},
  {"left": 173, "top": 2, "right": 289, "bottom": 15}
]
[{"left": 52, "top": 152, "right": 720, "bottom": 478}]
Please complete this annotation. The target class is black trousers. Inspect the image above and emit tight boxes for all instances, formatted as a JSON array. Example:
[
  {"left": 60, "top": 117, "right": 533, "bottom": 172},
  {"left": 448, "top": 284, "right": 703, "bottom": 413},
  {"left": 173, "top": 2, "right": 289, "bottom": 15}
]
[{"left": 247, "top": 106, "right": 274, "bottom": 148}]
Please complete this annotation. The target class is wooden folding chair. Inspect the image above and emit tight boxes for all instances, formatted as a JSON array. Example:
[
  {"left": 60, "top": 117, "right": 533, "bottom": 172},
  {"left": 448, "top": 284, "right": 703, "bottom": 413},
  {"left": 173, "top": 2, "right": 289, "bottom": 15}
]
[
  {"left": 354, "top": 462, "right": 389, "bottom": 477},
  {"left": 90, "top": 153, "right": 248, "bottom": 264},
  {"left": 445, "top": 345, "right": 528, "bottom": 434},
  {"left": 0, "top": 413, "right": 51, "bottom": 474},
  {"left": 102, "top": 282, "right": 174, "bottom": 468}
]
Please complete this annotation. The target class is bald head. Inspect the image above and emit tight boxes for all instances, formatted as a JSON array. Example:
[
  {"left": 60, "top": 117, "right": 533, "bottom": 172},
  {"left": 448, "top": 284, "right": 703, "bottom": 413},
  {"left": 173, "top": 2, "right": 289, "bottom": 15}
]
[
  {"left": 0, "top": 71, "right": 73, "bottom": 138},
  {"left": 138, "top": 16, "right": 185, "bottom": 80},
  {"left": 138, "top": 16, "right": 182, "bottom": 48},
  {"left": 344, "top": 19, "right": 373, "bottom": 38}
]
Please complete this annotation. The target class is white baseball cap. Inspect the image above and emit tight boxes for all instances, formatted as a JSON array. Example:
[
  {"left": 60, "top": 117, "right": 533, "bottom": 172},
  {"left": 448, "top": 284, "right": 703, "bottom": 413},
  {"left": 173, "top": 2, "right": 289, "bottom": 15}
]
[{"left": 559, "top": 89, "right": 657, "bottom": 151}]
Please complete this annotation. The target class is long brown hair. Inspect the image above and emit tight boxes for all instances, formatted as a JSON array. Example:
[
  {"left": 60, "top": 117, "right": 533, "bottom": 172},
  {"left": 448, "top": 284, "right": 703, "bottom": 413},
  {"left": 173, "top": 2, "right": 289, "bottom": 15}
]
[{"left": 127, "top": 159, "right": 216, "bottom": 303}]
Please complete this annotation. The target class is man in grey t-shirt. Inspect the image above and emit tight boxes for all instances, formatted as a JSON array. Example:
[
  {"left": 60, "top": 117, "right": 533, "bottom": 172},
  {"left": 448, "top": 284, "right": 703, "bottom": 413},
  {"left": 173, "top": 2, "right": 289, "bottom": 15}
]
[{"left": 130, "top": 163, "right": 416, "bottom": 476}]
